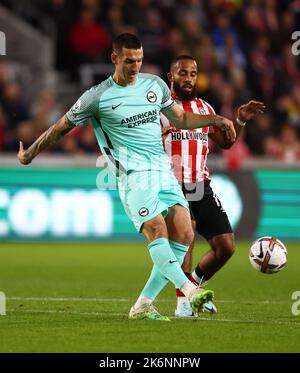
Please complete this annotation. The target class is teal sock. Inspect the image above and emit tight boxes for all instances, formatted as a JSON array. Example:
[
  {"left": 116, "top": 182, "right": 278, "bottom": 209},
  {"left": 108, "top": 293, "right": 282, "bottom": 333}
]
[
  {"left": 148, "top": 238, "right": 188, "bottom": 289},
  {"left": 142, "top": 239, "right": 189, "bottom": 299},
  {"left": 141, "top": 265, "right": 168, "bottom": 300},
  {"left": 169, "top": 240, "right": 188, "bottom": 265}
]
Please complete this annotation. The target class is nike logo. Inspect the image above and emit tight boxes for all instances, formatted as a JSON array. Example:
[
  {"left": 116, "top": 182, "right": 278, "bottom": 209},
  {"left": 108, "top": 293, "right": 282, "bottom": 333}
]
[
  {"left": 257, "top": 241, "right": 264, "bottom": 259},
  {"left": 169, "top": 260, "right": 178, "bottom": 264},
  {"left": 112, "top": 103, "right": 122, "bottom": 110}
]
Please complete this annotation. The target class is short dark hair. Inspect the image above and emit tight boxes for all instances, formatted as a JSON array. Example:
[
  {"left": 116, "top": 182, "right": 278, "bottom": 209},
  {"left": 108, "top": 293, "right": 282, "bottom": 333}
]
[
  {"left": 112, "top": 33, "right": 142, "bottom": 55},
  {"left": 171, "top": 54, "right": 196, "bottom": 68}
]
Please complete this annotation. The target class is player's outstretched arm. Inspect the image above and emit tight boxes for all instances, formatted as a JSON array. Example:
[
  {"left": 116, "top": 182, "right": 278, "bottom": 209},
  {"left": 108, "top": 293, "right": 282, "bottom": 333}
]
[
  {"left": 162, "top": 103, "right": 236, "bottom": 142},
  {"left": 209, "top": 100, "right": 266, "bottom": 149},
  {"left": 18, "top": 115, "right": 75, "bottom": 165}
]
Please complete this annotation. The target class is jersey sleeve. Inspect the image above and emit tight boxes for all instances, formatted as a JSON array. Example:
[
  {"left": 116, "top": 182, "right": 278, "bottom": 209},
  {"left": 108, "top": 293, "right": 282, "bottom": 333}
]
[
  {"left": 155, "top": 76, "right": 175, "bottom": 110},
  {"left": 66, "top": 88, "right": 99, "bottom": 126}
]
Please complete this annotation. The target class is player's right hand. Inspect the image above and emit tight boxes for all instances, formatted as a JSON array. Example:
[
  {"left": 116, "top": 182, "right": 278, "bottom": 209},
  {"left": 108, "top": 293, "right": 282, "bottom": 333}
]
[
  {"left": 214, "top": 115, "right": 236, "bottom": 142},
  {"left": 18, "top": 141, "right": 31, "bottom": 165}
]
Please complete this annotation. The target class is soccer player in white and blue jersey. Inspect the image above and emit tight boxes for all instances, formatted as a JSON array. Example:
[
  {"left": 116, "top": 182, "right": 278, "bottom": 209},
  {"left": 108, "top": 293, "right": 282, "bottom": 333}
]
[{"left": 18, "top": 33, "right": 236, "bottom": 321}]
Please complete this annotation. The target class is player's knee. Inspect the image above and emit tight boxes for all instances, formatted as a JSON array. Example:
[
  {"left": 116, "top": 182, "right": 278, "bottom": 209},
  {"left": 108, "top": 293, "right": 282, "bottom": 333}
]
[
  {"left": 213, "top": 234, "right": 235, "bottom": 261},
  {"left": 222, "top": 242, "right": 235, "bottom": 259},
  {"left": 144, "top": 220, "right": 167, "bottom": 241},
  {"left": 178, "top": 228, "right": 194, "bottom": 247},
  {"left": 220, "top": 237, "right": 235, "bottom": 260}
]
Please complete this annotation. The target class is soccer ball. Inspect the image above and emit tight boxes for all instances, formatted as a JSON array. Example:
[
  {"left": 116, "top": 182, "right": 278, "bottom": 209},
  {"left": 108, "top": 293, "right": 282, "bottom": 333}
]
[{"left": 249, "top": 236, "right": 287, "bottom": 274}]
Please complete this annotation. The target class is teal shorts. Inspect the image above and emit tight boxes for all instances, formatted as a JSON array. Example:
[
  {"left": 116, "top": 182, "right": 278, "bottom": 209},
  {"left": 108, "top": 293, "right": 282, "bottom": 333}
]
[{"left": 118, "top": 170, "right": 189, "bottom": 232}]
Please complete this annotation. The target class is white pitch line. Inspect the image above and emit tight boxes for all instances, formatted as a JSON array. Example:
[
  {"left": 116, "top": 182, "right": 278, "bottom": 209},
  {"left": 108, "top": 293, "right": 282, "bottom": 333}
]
[
  {"left": 8, "top": 308, "right": 125, "bottom": 317},
  {"left": 7, "top": 296, "right": 290, "bottom": 305},
  {"left": 7, "top": 308, "right": 300, "bottom": 326},
  {"left": 8, "top": 297, "right": 130, "bottom": 302}
]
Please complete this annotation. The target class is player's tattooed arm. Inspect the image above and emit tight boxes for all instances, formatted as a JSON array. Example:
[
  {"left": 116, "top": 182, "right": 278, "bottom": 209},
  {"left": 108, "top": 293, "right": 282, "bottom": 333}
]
[{"left": 18, "top": 115, "right": 75, "bottom": 165}]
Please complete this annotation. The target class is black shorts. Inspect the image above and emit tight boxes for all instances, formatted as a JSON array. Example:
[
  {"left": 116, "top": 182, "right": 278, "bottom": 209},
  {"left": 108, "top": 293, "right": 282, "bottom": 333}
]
[{"left": 182, "top": 180, "right": 233, "bottom": 241}]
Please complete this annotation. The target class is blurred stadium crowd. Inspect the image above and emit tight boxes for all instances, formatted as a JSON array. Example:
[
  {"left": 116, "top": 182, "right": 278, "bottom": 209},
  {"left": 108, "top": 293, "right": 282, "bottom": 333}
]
[{"left": 0, "top": 0, "right": 300, "bottom": 164}]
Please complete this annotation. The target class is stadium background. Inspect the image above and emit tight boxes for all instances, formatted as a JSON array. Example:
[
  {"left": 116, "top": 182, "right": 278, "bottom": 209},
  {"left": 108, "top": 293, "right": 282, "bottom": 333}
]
[
  {"left": 0, "top": 0, "right": 300, "bottom": 354},
  {"left": 1, "top": 0, "right": 300, "bottom": 242}
]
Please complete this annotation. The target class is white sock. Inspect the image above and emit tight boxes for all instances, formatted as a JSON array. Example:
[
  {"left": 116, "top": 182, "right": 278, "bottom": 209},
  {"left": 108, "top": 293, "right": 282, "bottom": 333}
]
[
  {"left": 180, "top": 280, "right": 197, "bottom": 299},
  {"left": 134, "top": 295, "right": 152, "bottom": 309},
  {"left": 191, "top": 270, "right": 201, "bottom": 284},
  {"left": 177, "top": 296, "right": 188, "bottom": 307}
]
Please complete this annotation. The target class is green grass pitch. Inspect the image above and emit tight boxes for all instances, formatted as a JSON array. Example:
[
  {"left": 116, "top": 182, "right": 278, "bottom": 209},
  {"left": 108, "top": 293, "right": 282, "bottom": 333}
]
[{"left": 0, "top": 241, "right": 299, "bottom": 353}]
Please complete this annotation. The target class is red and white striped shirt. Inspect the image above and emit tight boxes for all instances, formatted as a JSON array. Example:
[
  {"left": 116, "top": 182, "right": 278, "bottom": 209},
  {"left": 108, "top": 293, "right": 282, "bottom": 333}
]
[{"left": 161, "top": 96, "right": 218, "bottom": 183}]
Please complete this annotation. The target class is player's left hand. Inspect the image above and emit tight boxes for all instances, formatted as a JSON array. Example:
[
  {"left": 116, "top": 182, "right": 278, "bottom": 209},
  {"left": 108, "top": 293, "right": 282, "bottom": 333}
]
[{"left": 237, "top": 100, "right": 266, "bottom": 122}]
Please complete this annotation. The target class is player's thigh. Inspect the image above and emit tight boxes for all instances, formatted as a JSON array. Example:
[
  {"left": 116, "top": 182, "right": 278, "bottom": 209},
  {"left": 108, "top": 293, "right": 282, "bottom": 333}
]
[{"left": 165, "top": 204, "right": 194, "bottom": 245}]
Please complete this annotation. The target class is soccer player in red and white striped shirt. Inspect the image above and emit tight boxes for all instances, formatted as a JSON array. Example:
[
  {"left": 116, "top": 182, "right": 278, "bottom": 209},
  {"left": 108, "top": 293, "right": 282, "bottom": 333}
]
[{"left": 161, "top": 55, "right": 265, "bottom": 316}]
